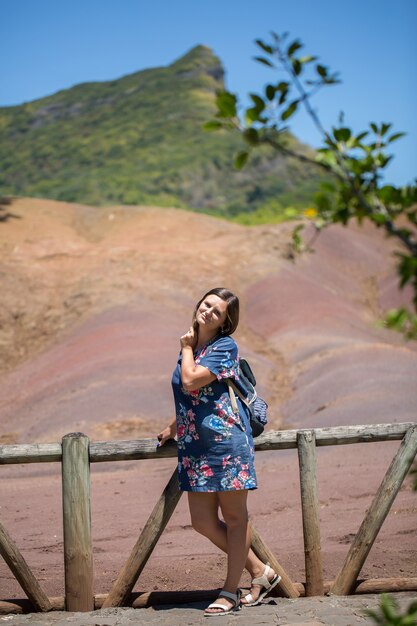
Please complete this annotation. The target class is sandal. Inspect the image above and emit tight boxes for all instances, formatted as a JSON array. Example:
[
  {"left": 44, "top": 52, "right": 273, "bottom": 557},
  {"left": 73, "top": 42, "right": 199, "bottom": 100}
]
[
  {"left": 242, "top": 562, "right": 281, "bottom": 607},
  {"left": 204, "top": 589, "right": 241, "bottom": 617}
]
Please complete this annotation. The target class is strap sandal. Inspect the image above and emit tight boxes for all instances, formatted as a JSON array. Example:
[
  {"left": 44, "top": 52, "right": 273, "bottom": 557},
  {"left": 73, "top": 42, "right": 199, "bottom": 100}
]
[
  {"left": 242, "top": 562, "right": 281, "bottom": 607},
  {"left": 204, "top": 589, "right": 241, "bottom": 617}
]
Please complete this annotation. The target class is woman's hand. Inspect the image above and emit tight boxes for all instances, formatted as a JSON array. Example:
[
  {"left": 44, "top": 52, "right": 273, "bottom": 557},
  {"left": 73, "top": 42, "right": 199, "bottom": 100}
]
[
  {"left": 157, "top": 421, "right": 177, "bottom": 446},
  {"left": 180, "top": 326, "right": 197, "bottom": 350}
]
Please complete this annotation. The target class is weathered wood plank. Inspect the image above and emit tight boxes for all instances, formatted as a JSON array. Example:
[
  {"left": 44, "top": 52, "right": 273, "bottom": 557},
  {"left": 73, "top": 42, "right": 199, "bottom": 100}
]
[
  {"left": 102, "top": 467, "right": 183, "bottom": 607},
  {"left": 331, "top": 425, "right": 417, "bottom": 595},
  {"left": 2, "top": 577, "right": 417, "bottom": 614},
  {"left": 0, "top": 424, "right": 414, "bottom": 464},
  {"left": 0, "top": 443, "right": 61, "bottom": 464},
  {"left": 249, "top": 522, "right": 300, "bottom": 598},
  {"left": 297, "top": 430, "right": 324, "bottom": 596},
  {"left": 90, "top": 423, "right": 415, "bottom": 460},
  {"left": 61, "top": 433, "right": 94, "bottom": 612},
  {"left": 254, "top": 422, "right": 416, "bottom": 451},
  {"left": 0, "top": 521, "right": 52, "bottom": 612}
]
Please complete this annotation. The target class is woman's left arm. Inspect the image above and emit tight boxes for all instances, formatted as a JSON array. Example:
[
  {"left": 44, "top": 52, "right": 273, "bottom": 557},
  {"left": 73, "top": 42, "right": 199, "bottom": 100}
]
[{"left": 181, "top": 344, "right": 216, "bottom": 391}]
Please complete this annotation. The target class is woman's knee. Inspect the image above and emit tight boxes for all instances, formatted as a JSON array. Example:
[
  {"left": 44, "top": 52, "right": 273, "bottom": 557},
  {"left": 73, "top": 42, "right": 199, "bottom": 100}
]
[
  {"left": 219, "top": 492, "right": 249, "bottom": 528},
  {"left": 222, "top": 509, "right": 248, "bottom": 529},
  {"left": 190, "top": 512, "right": 218, "bottom": 537}
]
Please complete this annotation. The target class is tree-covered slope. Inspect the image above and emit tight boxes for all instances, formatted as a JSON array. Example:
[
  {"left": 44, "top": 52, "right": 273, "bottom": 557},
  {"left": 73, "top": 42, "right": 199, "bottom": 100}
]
[{"left": 0, "top": 45, "right": 325, "bottom": 215}]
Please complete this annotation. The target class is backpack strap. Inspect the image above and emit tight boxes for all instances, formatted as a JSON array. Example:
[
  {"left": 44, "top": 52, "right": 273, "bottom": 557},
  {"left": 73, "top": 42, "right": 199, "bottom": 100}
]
[
  {"left": 226, "top": 379, "right": 255, "bottom": 414},
  {"left": 227, "top": 379, "right": 239, "bottom": 415}
]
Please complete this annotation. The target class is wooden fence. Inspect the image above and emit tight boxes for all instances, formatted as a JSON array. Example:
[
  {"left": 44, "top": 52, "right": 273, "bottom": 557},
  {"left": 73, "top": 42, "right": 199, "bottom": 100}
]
[{"left": 1, "top": 422, "right": 417, "bottom": 614}]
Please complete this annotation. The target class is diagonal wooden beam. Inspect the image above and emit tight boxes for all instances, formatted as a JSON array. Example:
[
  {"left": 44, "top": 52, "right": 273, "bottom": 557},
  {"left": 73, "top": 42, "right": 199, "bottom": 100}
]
[
  {"left": 0, "top": 520, "right": 52, "bottom": 612},
  {"left": 331, "top": 425, "right": 417, "bottom": 595},
  {"left": 102, "top": 467, "right": 183, "bottom": 607},
  {"left": 249, "top": 523, "right": 300, "bottom": 598}
]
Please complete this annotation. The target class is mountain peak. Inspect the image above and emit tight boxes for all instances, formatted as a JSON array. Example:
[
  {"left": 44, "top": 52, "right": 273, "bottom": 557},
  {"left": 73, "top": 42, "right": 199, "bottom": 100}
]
[{"left": 170, "top": 44, "right": 224, "bottom": 86}]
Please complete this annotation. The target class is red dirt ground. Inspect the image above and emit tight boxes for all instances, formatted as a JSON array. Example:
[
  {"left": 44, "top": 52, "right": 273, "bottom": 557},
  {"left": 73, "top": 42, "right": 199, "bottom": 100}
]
[{"left": 0, "top": 198, "right": 416, "bottom": 600}]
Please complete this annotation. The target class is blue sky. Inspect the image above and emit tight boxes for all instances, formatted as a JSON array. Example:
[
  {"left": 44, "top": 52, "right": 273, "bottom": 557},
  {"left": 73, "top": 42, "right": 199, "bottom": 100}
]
[{"left": 1, "top": 0, "right": 416, "bottom": 186}]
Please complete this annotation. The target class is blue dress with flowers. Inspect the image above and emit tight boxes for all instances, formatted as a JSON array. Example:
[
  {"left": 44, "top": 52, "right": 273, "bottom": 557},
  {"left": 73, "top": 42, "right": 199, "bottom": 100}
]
[{"left": 171, "top": 335, "right": 257, "bottom": 492}]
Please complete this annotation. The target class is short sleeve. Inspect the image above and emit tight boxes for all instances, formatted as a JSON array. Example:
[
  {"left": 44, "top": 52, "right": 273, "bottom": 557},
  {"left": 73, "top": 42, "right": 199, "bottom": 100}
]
[{"left": 196, "top": 336, "right": 239, "bottom": 382}]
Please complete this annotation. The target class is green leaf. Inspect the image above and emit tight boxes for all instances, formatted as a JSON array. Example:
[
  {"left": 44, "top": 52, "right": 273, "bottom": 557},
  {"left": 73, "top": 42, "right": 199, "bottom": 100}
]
[
  {"left": 291, "top": 223, "right": 305, "bottom": 252},
  {"left": 254, "top": 56, "right": 274, "bottom": 67},
  {"left": 333, "top": 127, "right": 351, "bottom": 142},
  {"left": 355, "top": 131, "right": 369, "bottom": 142},
  {"left": 265, "top": 84, "right": 275, "bottom": 100},
  {"left": 397, "top": 253, "right": 417, "bottom": 288},
  {"left": 292, "top": 59, "right": 302, "bottom": 75},
  {"left": 325, "top": 75, "right": 341, "bottom": 85},
  {"left": 335, "top": 207, "right": 351, "bottom": 225},
  {"left": 215, "top": 91, "right": 237, "bottom": 118},
  {"left": 380, "top": 594, "right": 397, "bottom": 620},
  {"left": 316, "top": 64, "right": 327, "bottom": 77},
  {"left": 370, "top": 213, "right": 387, "bottom": 226},
  {"left": 376, "top": 154, "right": 393, "bottom": 169},
  {"left": 316, "top": 151, "right": 338, "bottom": 168},
  {"left": 388, "top": 131, "right": 406, "bottom": 143},
  {"left": 203, "top": 120, "right": 223, "bottom": 131},
  {"left": 255, "top": 39, "right": 273, "bottom": 54},
  {"left": 370, "top": 122, "right": 378, "bottom": 133},
  {"left": 380, "top": 122, "right": 392, "bottom": 136},
  {"left": 249, "top": 93, "right": 266, "bottom": 111},
  {"left": 287, "top": 40, "right": 302, "bottom": 56},
  {"left": 299, "top": 55, "right": 317, "bottom": 64},
  {"left": 377, "top": 185, "right": 400, "bottom": 204},
  {"left": 385, "top": 309, "right": 412, "bottom": 328},
  {"left": 278, "top": 89, "right": 289, "bottom": 105},
  {"left": 281, "top": 100, "right": 299, "bottom": 121},
  {"left": 234, "top": 151, "right": 249, "bottom": 169},
  {"left": 276, "top": 81, "right": 289, "bottom": 91},
  {"left": 243, "top": 128, "right": 259, "bottom": 146},
  {"left": 245, "top": 107, "right": 261, "bottom": 124}
]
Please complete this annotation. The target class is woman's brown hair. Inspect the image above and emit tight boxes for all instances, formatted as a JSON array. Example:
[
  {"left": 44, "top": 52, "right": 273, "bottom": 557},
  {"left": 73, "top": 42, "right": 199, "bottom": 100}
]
[{"left": 192, "top": 287, "right": 239, "bottom": 336}]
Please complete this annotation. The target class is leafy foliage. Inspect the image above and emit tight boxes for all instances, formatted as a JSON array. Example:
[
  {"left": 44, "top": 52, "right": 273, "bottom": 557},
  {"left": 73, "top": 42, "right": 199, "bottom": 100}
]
[
  {"left": 0, "top": 45, "right": 325, "bottom": 218},
  {"left": 367, "top": 594, "right": 417, "bottom": 625},
  {"left": 207, "top": 31, "right": 417, "bottom": 338}
]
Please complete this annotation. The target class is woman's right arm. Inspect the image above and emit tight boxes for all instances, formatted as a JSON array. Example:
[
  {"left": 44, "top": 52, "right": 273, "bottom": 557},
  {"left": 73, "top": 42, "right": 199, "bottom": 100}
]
[{"left": 157, "top": 418, "right": 177, "bottom": 446}]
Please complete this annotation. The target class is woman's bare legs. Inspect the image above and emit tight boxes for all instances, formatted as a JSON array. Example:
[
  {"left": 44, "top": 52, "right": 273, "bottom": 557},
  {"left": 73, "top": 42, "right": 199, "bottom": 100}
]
[
  {"left": 218, "top": 490, "right": 250, "bottom": 595},
  {"left": 188, "top": 491, "right": 276, "bottom": 612}
]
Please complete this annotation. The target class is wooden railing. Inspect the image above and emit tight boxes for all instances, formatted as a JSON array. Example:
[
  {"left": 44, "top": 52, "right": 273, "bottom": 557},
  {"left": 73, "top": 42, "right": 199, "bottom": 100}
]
[{"left": 1, "top": 422, "right": 416, "bottom": 615}]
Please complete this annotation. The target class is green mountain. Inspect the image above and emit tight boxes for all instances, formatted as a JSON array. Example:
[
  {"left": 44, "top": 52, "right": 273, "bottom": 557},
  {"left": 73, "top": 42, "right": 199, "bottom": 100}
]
[{"left": 0, "top": 45, "right": 324, "bottom": 217}]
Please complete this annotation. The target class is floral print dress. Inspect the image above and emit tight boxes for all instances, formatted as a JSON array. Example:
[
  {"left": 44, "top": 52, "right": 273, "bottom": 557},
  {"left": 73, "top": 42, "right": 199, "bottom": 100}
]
[{"left": 171, "top": 335, "right": 257, "bottom": 492}]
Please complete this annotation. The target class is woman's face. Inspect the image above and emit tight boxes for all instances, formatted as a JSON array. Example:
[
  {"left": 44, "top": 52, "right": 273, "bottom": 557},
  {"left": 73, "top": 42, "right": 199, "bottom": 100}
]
[{"left": 195, "top": 294, "right": 228, "bottom": 332}]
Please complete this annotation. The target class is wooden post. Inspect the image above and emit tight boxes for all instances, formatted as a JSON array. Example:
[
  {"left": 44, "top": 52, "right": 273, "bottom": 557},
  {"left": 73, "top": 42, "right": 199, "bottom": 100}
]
[
  {"left": 331, "top": 425, "right": 417, "bottom": 595},
  {"left": 297, "top": 430, "right": 324, "bottom": 596},
  {"left": 102, "top": 467, "right": 183, "bottom": 607},
  {"left": 249, "top": 523, "right": 300, "bottom": 598},
  {"left": 0, "top": 521, "right": 52, "bottom": 612},
  {"left": 61, "top": 433, "right": 94, "bottom": 611}
]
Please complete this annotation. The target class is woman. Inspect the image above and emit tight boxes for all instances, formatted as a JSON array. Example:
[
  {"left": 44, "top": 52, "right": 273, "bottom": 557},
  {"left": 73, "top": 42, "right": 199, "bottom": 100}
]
[{"left": 157, "top": 288, "right": 279, "bottom": 616}]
